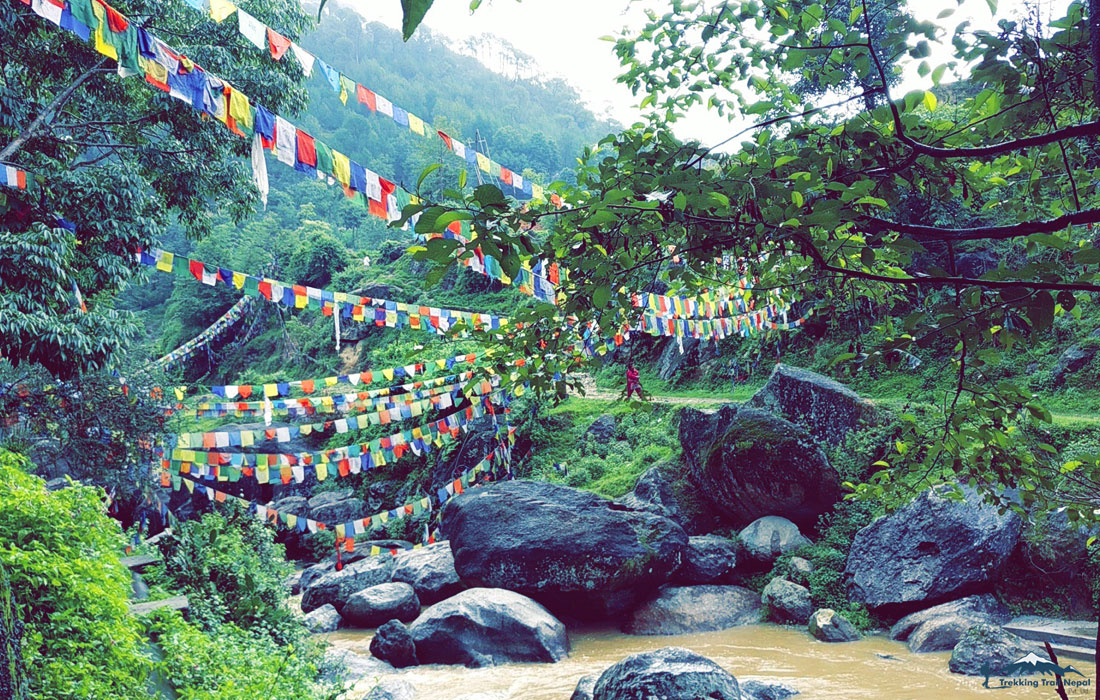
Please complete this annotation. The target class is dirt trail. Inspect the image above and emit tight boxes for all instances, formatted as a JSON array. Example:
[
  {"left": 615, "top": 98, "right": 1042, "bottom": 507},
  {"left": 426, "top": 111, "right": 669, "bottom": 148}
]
[{"left": 572, "top": 375, "right": 728, "bottom": 407}]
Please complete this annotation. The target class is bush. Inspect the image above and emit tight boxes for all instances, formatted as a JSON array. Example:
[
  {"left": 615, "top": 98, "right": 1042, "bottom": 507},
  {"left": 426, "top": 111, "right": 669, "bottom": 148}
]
[
  {"left": 288, "top": 231, "right": 349, "bottom": 288},
  {"left": 149, "top": 503, "right": 299, "bottom": 643},
  {"left": 0, "top": 449, "right": 151, "bottom": 700}
]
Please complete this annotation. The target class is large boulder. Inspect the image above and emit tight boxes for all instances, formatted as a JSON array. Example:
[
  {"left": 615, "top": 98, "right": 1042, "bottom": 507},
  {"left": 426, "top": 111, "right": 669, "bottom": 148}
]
[
  {"left": 762, "top": 578, "right": 812, "bottom": 624},
  {"left": 571, "top": 675, "right": 597, "bottom": 700},
  {"left": 748, "top": 364, "right": 879, "bottom": 445},
  {"left": 300, "top": 556, "right": 395, "bottom": 613},
  {"left": 672, "top": 535, "right": 739, "bottom": 584},
  {"left": 949, "top": 623, "right": 1041, "bottom": 676},
  {"left": 616, "top": 465, "right": 721, "bottom": 535},
  {"left": 623, "top": 585, "right": 762, "bottom": 635},
  {"left": 845, "top": 486, "right": 1022, "bottom": 615},
  {"left": 303, "top": 603, "right": 342, "bottom": 633},
  {"left": 890, "top": 594, "right": 1011, "bottom": 653},
  {"left": 592, "top": 647, "right": 740, "bottom": 700},
  {"left": 369, "top": 620, "right": 419, "bottom": 668},
  {"left": 657, "top": 337, "right": 703, "bottom": 381},
  {"left": 741, "top": 680, "right": 799, "bottom": 700},
  {"left": 363, "top": 678, "right": 416, "bottom": 700},
  {"left": 443, "top": 481, "right": 688, "bottom": 619},
  {"left": 341, "top": 582, "right": 420, "bottom": 628},
  {"left": 311, "top": 497, "right": 368, "bottom": 525},
  {"left": 585, "top": 414, "right": 618, "bottom": 443},
  {"left": 391, "top": 542, "right": 464, "bottom": 605},
  {"left": 807, "top": 609, "right": 861, "bottom": 642},
  {"left": 409, "top": 588, "right": 568, "bottom": 667},
  {"left": 680, "top": 406, "right": 840, "bottom": 528},
  {"left": 1052, "top": 329, "right": 1100, "bottom": 386},
  {"left": 320, "top": 648, "right": 394, "bottom": 685},
  {"left": 739, "top": 516, "right": 811, "bottom": 565}
]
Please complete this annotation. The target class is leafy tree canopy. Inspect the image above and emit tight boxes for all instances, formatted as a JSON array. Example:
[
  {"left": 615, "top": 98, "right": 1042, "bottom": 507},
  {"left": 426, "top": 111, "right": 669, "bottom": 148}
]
[{"left": 413, "top": 0, "right": 1100, "bottom": 524}]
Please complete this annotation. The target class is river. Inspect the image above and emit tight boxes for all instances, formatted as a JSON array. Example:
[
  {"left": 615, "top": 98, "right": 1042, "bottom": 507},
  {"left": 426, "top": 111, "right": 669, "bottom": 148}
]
[{"left": 325, "top": 623, "right": 1048, "bottom": 699}]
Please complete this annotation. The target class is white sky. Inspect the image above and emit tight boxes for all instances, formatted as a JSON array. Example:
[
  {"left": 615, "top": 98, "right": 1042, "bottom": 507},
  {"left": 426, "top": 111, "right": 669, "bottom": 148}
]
[{"left": 341, "top": 0, "right": 1062, "bottom": 150}]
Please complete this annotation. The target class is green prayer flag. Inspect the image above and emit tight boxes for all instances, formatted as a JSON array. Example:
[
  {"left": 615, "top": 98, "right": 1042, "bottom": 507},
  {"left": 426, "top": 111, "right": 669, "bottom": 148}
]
[{"left": 315, "top": 140, "right": 334, "bottom": 178}]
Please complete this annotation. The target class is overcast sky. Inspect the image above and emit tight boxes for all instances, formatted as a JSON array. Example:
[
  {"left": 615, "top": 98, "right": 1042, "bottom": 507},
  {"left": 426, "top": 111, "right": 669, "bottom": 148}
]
[{"left": 341, "top": 0, "right": 1064, "bottom": 149}]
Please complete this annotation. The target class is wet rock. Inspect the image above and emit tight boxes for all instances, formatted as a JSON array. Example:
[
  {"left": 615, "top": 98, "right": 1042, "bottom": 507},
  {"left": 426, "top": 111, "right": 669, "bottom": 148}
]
[
  {"left": 787, "top": 557, "right": 814, "bottom": 586},
  {"left": 391, "top": 542, "right": 464, "bottom": 605},
  {"left": 369, "top": 620, "right": 418, "bottom": 668},
  {"left": 742, "top": 679, "right": 800, "bottom": 700},
  {"left": 303, "top": 603, "right": 342, "bottom": 633},
  {"left": 845, "top": 486, "right": 1021, "bottom": 615},
  {"left": 739, "top": 516, "right": 811, "bottom": 564},
  {"left": 321, "top": 648, "right": 394, "bottom": 684},
  {"left": 748, "top": 364, "right": 879, "bottom": 445},
  {"left": 592, "top": 646, "right": 740, "bottom": 700},
  {"left": 680, "top": 406, "right": 839, "bottom": 528},
  {"left": 890, "top": 594, "right": 1011, "bottom": 653},
  {"left": 808, "top": 609, "right": 861, "bottom": 642},
  {"left": 301, "top": 556, "right": 395, "bottom": 613},
  {"left": 672, "top": 535, "right": 739, "bottom": 584},
  {"left": 949, "top": 624, "right": 1041, "bottom": 676},
  {"left": 409, "top": 588, "right": 568, "bottom": 667},
  {"left": 362, "top": 678, "right": 415, "bottom": 700},
  {"left": 624, "top": 585, "right": 762, "bottom": 635},
  {"left": 342, "top": 582, "right": 420, "bottom": 628},
  {"left": 571, "top": 674, "right": 597, "bottom": 700},
  {"left": 762, "top": 578, "right": 812, "bottom": 624},
  {"left": 443, "top": 480, "right": 687, "bottom": 619},
  {"left": 585, "top": 414, "right": 617, "bottom": 443}
]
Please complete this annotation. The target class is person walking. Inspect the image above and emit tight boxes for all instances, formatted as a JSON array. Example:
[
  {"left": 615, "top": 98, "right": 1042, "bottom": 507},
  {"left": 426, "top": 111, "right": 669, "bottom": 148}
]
[{"left": 625, "top": 363, "right": 643, "bottom": 400}]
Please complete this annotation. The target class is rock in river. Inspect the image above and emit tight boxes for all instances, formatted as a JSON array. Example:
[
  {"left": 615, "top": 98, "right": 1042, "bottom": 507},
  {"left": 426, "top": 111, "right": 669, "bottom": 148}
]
[
  {"left": 624, "top": 585, "right": 762, "bottom": 635},
  {"left": 890, "top": 594, "right": 1011, "bottom": 653},
  {"left": 370, "top": 620, "right": 418, "bottom": 668},
  {"left": 672, "top": 534, "right": 739, "bottom": 584},
  {"left": 807, "top": 608, "right": 861, "bottom": 642},
  {"left": 949, "top": 623, "right": 1041, "bottom": 676},
  {"left": 391, "top": 541, "right": 464, "bottom": 605},
  {"left": 302, "top": 603, "right": 341, "bottom": 633},
  {"left": 762, "top": 577, "right": 812, "bottom": 625},
  {"left": 409, "top": 588, "right": 568, "bottom": 667},
  {"left": 443, "top": 480, "right": 687, "bottom": 619},
  {"left": 341, "top": 582, "right": 420, "bottom": 628},
  {"left": 680, "top": 406, "right": 840, "bottom": 528},
  {"left": 739, "top": 516, "right": 811, "bottom": 564},
  {"left": 845, "top": 486, "right": 1021, "bottom": 615},
  {"left": 591, "top": 646, "right": 740, "bottom": 700},
  {"left": 300, "top": 556, "right": 394, "bottom": 613}
]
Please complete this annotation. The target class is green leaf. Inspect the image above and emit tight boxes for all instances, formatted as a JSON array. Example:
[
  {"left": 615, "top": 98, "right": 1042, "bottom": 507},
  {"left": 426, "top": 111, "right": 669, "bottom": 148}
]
[
  {"left": 1073, "top": 247, "right": 1100, "bottom": 264},
  {"left": 458, "top": 169, "right": 467, "bottom": 189},
  {"left": 931, "top": 64, "right": 947, "bottom": 85},
  {"left": 417, "top": 163, "right": 442, "bottom": 190},
  {"left": 580, "top": 210, "right": 617, "bottom": 228},
  {"left": 401, "top": 0, "right": 437, "bottom": 40},
  {"left": 791, "top": 190, "right": 803, "bottom": 207},
  {"left": 923, "top": 90, "right": 937, "bottom": 111},
  {"left": 592, "top": 285, "right": 612, "bottom": 308},
  {"left": 433, "top": 210, "right": 474, "bottom": 231}
]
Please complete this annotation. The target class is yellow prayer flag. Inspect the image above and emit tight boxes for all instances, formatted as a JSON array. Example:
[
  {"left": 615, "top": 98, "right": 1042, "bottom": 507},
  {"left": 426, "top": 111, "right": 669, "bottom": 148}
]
[
  {"left": 407, "top": 113, "right": 426, "bottom": 136},
  {"left": 174, "top": 387, "right": 185, "bottom": 401},
  {"left": 263, "top": 383, "right": 278, "bottom": 397},
  {"left": 476, "top": 152, "right": 490, "bottom": 173},
  {"left": 91, "top": 2, "right": 118, "bottom": 60},
  {"left": 532, "top": 183, "right": 544, "bottom": 200},
  {"left": 232, "top": 271, "right": 245, "bottom": 289},
  {"left": 324, "top": 376, "right": 337, "bottom": 386},
  {"left": 209, "top": 0, "right": 237, "bottom": 22},
  {"left": 370, "top": 545, "right": 381, "bottom": 556},
  {"left": 156, "top": 251, "right": 174, "bottom": 273},
  {"left": 332, "top": 151, "right": 351, "bottom": 187}
]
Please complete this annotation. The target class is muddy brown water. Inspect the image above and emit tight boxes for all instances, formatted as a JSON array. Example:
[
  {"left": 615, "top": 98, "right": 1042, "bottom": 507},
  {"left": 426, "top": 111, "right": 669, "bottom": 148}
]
[{"left": 325, "top": 623, "right": 1049, "bottom": 699}]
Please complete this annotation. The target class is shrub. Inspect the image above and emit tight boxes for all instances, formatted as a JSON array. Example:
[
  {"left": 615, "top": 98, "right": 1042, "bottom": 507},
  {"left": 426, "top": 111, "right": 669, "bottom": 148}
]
[{"left": 0, "top": 449, "right": 151, "bottom": 700}]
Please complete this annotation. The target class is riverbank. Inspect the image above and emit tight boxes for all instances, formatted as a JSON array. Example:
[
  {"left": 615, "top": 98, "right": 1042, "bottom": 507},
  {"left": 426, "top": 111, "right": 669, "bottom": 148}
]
[{"left": 325, "top": 624, "right": 1044, "bottom": 699}]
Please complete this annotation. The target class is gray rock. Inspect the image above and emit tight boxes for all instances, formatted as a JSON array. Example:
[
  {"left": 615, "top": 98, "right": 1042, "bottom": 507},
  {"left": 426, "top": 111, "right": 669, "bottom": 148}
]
[
  {"left": 342, "top": 582, "right": 420, "bottom": 628},
  {"left": 44, "top": 477, "right": 72, "bottom": 491},
  {"left": 268, "top": 496, "right": 310, "bottom": 517},
  {"left": 369, "top": 620, "right": 418, "bottom": 668},
  {"left": 788, "top": 557, "right": 814, "bottom": 586},
  {"left": 321, "top": 648, "right": 394, "bottom": 684},
  {"left": 624, "top": 585, "right": 763, "bottom": 635},
  {"left": 285, "top": 570, "right": 304, "bottom": 596},
  {"left": 739, "top": 516, "right": 811, "bottom": 564},
  {"left": 657, "top": 337, "right": 703, "bottom": 381},
  {"left": 949, "top": 623, "right": 1041, "bottom": 676},
  {"left": 391, "top": 542, "right": 464, "bottom": 605},
  {"left": 1052, "top": 329, "right": 1100, "bottom": 386},
  {"left": 748, "top": 363, "right": 880, "bottom": 445},
  {"left": 303, "top": 603, "right": 342, "bottom": 633},
  {"left": 131, "top": 572, "right": 149, "bottom": 601},
  {"left": 762, "top": 578, "right": 812, "bottom": 625},
  {"left": 592, "top": 646, "right": 740, "bottom": 700},
  {"left": 571, "top": 674, "right": 597, "bottom": 700},
  {"left": 301, "top": 556, "right": 395, "bottom": 613},
  {"left": 443, "top": 481, "right": 687, "bottom": 619},
  {"left": 308, "top": 489, "right": 354, "bottom": 512},
  {"left": 409, "top": 588, "right": 568, "bottom": 667},
  {"left": 808, "top": 609, "right": 861, "bottom": 642},
  {"left": 890, "top": 594, "right": 1011, "bottom": 650},
  {"left": 616, "top": 465, "right": 720, "bottom": 535},
  {"left": 845, "top": 486, "right": 1022, "bottom": 615},
  {"left": 680, "top": 406, "right": 840, "bottom": 528},
  {"left": 586, "top": 414, "right": 618, "bottom": 443},
  {"left": 362, "top": 678, "right": 415, "bottom": 700},
  {"left": 312, "top": 497, "right": 368, "bottom": 525},
  {"left": 742, "top": 679, "right": 800, "bottom": 700},
  {"left": 673, "top": 535, "right": 739, "bottom": 584}
]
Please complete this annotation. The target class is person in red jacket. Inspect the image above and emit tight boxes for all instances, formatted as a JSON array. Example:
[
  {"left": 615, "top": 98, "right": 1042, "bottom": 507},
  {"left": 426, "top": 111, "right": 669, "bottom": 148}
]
[{"left": 625, "top": 363, "right": 642, "bottom": 400}]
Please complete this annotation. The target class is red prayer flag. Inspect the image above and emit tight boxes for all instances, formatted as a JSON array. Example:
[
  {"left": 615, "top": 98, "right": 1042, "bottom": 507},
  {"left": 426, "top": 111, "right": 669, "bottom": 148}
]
[
  {"left": 356, "top": 85, "right": 376, "bottom": 111},
  {"left": 238, "top": 385, "right": 253, "bottom": 399},
  {"left": 500, "top": 168, "right": 513, "bottom": 185},
  {"left": 102, "top": 1, "right": 128, "bottom": 31},
  {"left": 295, "top": 129, "right": 317, "bottom": 167},
  {"left": 189, "top": 259, "right": 204, "bottom": 281},
  {"left": 437, "top": 130, "right": 453, "bottom": 150},
  {"left": 267, "top": 28, "right": 291, "bottom": 60}
]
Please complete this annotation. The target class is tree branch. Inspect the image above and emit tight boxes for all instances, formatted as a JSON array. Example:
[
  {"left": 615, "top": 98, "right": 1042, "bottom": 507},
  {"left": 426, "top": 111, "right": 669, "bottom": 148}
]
[
  {"left": 0, "top": 59, "right": 108, "bottom": 162},
  {"left": 858, "top": 207, "right": 1100, "bottom": 241}
]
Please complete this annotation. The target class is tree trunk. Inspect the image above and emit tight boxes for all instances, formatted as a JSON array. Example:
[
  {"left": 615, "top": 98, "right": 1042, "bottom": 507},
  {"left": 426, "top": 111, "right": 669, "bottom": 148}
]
[{"left": 0, "top": 59, "right": 106, "bottom": 162}]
